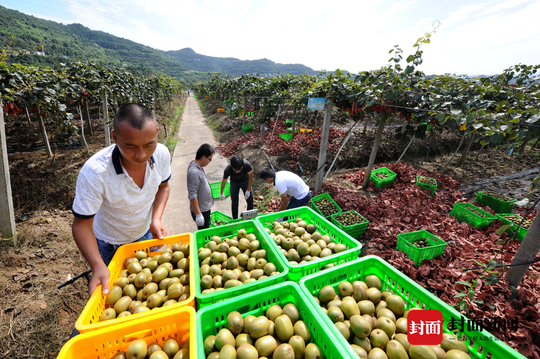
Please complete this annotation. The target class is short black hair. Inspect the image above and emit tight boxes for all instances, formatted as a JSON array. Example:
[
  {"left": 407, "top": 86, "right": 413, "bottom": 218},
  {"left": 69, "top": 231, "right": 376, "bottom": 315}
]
[
  {"left": 196, "top": 143, "right": 215, "bottom": 160},
  {"left": 231, "top": 155, "right": 244, "bottom": 170},
  {"left": 113, "top": 103, "right": 156, "bottom": 133},
  {"left": 260, "top": 167, "right": 275, "bottom": 180}
]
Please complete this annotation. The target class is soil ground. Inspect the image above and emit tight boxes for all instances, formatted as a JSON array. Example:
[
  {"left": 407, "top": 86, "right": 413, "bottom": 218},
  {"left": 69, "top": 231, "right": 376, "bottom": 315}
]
[{"left": 1, "top": 97, "right": 539, "bottom": 357}]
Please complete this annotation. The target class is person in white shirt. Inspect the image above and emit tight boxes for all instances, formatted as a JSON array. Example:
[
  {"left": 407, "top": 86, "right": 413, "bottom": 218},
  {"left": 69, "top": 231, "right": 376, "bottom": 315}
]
[
  {"left": 72, "top": 103, "right": 171, "bottom": 296},
  {"left": 260, "top": 167, "right": 311, "bottom": 211}
]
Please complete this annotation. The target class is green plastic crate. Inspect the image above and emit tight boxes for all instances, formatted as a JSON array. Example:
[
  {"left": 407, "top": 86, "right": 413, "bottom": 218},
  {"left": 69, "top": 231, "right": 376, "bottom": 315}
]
[
  {"left": 255, "top": 207, "right": 362, "bottom": 282},
  {"left": 497, "top": 214, "right": 529, "bottom": 242},
  {"left": 299, "top": 256, "right": 526, "bottom": 359},
  {"left": 210, "top": 210, "right": 232, "bottom": 227},
  {"left": 192, "top": 220, "right": 288, "bottom": 309},
  {"left": 209, "top": 181, "right": 230, "bottom": 199},
  {"left": 196, "top": 282, "right": 346, "bottom": 359},
  {"left": 396, "top": 230, "right": 447, "bottom": 265},
  {"left": 279, "top": 133, "right": 293, "bottom": 141},
  {"left": 242, "top": 123, "right": 254, "bottom": 132},
  {"left": 416, "top": 174, "right": 437, "bottom": 195},
  {"left": 476, "top": 191, "right": 516, "bottom": 214},
  {"left": 450, "top": 202, "right": 498, "bottom": 229},
  {"left": 370, "top": 167, "right": 397, "bottom": 188},
  {"left": 225, "top": 217, "right": 244, "bottom": 225},
  {"left": 286, "top": 118, "right": 293, "bottom": 127},
  {"left": 330, "top": 210, "right": 369, "bottom": 238},
  {"left": 310, "top": 192, "right": 342, "bottom": 218}
]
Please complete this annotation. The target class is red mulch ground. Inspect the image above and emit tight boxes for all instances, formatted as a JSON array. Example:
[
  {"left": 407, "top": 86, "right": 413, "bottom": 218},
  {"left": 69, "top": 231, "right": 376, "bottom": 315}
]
[{"left": 321, "top": 162, "right": 540, "bottom": 358}]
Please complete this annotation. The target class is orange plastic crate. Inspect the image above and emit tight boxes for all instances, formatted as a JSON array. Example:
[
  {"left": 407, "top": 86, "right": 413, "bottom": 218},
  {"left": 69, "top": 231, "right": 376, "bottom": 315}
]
[
  {"left": 75, "top": 233, "right": 195, "bottom": 333},
  {"left": 59, "top": 306, "right": 195, "bottom": 359}
]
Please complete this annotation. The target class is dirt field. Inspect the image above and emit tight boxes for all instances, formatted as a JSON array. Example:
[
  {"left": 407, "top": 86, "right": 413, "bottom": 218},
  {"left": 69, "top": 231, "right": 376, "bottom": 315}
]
[{"left": 1, "top": 98, "right": 539, "bottom": 357}]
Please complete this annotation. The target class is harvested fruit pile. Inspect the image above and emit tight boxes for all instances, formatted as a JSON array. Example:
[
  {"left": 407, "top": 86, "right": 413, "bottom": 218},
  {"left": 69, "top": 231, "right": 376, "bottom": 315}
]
[
  {"left": 312, "top": 197, "right": 340, "bottom": 217},
  {"left": 202, "top": 304, "right": 322, "bottom": 359},
  {"left": 198, "top": 229, "right": 280, "bottom": 294},
  {"left": 102, "top": 244, "right": 190, "bottom": 322},
  {"left": 482, "top": 190, "right": 514, "bottom": 202},
  {"left": 117, "top": 337, "right": 189, "bottom": 359},
  {"left": 375, "top": 172, "right": 389, "bottom": 180},
  {"left": 417, "top": 175, "right": 436, "bottom": 186},
  {"left": 314, "top": 275, "right": 470, "bottom": 358},
  {"left": 467, "top": 207, "right": 488, "bottom": 218},
  {"left": 412, "top": 239, "right": 431, "bottom": 248},
  {"left": 500, "top": 214, "right": 532, "bottom": 229},
  {"left": 266, "top": 218, "right": 347, "bottom": 264},
  {"left": 327, "top": 163, "right": 540, "bottom": 356},
  {"left": 214, "top": 220, "right": 227, "bottom": 226},
  {"left": 333, "top": 211, "right": 366, "bottom": 226}
]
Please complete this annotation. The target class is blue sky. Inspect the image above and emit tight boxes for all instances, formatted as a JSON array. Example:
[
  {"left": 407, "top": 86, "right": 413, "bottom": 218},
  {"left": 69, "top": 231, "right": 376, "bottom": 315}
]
[{"left": 2, "top": 0, "right": 539, "bottom": 75}]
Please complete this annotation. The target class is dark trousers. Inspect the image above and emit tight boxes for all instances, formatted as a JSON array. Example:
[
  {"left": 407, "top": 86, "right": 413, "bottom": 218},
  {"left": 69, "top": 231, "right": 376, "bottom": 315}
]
[
  {"left": 191, "top": 210, "right": 211, "bottom": 230},
  {"left": 231, "top": 179, "right": 254, "bottom": 219},
  {"left": 287, "top": 192, "right": 312, "bottom": 209}
]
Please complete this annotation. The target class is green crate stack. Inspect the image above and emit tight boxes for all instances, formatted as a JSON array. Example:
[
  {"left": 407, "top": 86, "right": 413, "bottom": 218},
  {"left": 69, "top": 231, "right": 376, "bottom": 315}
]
[
  {"left": 192, "top": 220, "right": 288, "bottom": 309},
  {"left": 310, "top": 192, "right": 342, "bottom": 218},
  {"left": 476, "top": 191, "right": 516, "bottom": 213},
  {"left": 196, "top": 282, "right": 347, "bottom": 359},
  {"left": 497, "top": 214, "right": 529, "bottom": 241},
  {"left": 209, "top": 210, "right": 232, "bottom": 228},
  {"left": 370, "top": 167, "right": 397, "bottom": 188},
  {"left": 242, "top": 123, "right": 254, "bottom": 132},
  {"left": 330, "top": 210, "right": 369, "bottom": 238},
  {"left": 279, "top": 133, "right": 293, "bottom": 141},
  {"left": 415, "top": 174, "right": 437, "bottom": 195},
  {"left": 450, "top": 202, "right": 498, "bottom": 229},
  {"left": 255, "top": 207, "right": 362, "bottom": 282},
  {"left": 209, "top": 181, "right": 230, "bottom": 199},
  {"left": 285, "top": 118, "right": 293, "bottom": 127},
  {"left": 298, "top": 256, "right": 526, "bottom": 359},
  {"left": 396, "top": 230, "right": 446, "bottom": 265}
]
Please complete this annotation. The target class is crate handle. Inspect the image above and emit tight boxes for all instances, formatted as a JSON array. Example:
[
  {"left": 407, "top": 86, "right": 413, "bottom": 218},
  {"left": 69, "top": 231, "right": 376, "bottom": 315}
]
[{"left": 123, "top": 329, "right": 154, "bottom": 342}]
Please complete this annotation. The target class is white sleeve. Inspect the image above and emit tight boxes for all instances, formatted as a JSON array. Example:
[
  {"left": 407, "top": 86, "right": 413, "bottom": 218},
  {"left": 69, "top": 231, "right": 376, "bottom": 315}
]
[
  {"left": 275, "top": 180, "right": 287, "bottom": 195},
  {"left": 72, "top": 167, "right": 104, "bottom": 218},
  {"left": 158, "top": 145, "right": 171, "bottom": 182}
]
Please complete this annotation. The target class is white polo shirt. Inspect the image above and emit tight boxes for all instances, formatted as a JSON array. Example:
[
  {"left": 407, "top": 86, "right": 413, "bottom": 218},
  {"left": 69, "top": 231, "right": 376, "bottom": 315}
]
[
  {"left": 72, "top": 144, "right": 171, "bottom": 245},
  {"left": 275, "top": 171, "right": 310, "bottom": 200}
]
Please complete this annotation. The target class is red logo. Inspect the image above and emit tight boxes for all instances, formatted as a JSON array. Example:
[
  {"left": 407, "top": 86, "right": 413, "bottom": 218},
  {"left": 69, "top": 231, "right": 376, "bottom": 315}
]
[{"left": 407, "top": 310, "right": 443, "bottom": 345}]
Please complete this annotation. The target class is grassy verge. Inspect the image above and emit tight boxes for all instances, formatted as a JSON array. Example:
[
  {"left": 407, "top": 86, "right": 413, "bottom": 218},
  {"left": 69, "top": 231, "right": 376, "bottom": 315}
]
[{"left": 157, "top": 95, "right": 187, "bottom": 153}]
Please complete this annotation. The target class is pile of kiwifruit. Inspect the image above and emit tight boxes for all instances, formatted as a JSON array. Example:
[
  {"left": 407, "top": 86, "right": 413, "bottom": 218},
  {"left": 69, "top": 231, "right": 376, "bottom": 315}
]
[
  {"left": 114, "top": 337, "right": 189, "bottom": 359},
  {"left": 482, "top": 190, "right": 514, "bottom": 202},
  {"left": 417, "top": 175, "right": 436, "bottom": 186},
  {"left": 466, "top": 206, "right": 488, "bottom": 218},
  {"left": 333, "top": 211, "right": 366, "bottom": 227},
  {"left": 314, "top": 276, "right": 471, "bottom": 358},
  {"left": 203, "top": 304, "right": 323, "bottom": 359},
  {"left": 375, "top": 172, "right": 389, "bottom": 180},
  {"left": 214, "top": 220, "right": 227, "bottom": 226},
  {"left": 100, "top": 244, "right": 190, "bottom": 322},
  {"left": 412, "top": 239, "right": 431, "bottom": 248},
  {"left": 312, "top": 197, "right": 340, "bottom": 217},
  {"left": 501, "top": 214, "right": 532, "bottom": 229},
  {"left": 198, "top": 229, "right": 281, "bottom": 294},
  {"left": 265, "top": 218, "right": 348, "bottom": 265}
]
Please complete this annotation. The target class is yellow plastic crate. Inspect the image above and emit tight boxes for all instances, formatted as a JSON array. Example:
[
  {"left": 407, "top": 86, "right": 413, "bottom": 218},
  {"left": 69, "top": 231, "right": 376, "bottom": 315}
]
[
  {"left": 59, "top": 306, "right": 195, "bottom": 359},
  {"left": 75, "top": 233, "right": 195, "bottom": 333}
]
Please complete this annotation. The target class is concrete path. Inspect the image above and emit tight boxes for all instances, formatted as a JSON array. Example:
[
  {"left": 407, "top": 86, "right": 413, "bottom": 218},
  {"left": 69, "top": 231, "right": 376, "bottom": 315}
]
[{"left": 161, "top": 97, "right": 247, "bottom": 236}]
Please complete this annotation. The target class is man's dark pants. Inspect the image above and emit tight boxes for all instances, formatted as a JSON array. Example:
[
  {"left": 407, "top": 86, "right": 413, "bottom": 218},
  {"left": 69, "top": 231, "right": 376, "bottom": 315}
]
[{"left": 230, "top": 178, "right": 254, "bottom": 219}]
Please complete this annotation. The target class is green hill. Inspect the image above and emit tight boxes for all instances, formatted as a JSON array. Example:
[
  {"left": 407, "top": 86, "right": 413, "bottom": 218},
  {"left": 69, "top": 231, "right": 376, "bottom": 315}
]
[
  {"left": 167, "top": 47, "right": 318, "bottom": 76},
  {"left": 0, "top": 5, "right": 318, "bottom": 84}
]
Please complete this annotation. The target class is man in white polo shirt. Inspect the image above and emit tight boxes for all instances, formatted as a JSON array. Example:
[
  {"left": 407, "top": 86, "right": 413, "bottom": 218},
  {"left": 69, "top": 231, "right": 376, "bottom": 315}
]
[
  {"left": 72, "top": 103, "right": 171, "bottom": 296},
  {"left": 260, "top": 167, "right": 311, "bottom": 211}
]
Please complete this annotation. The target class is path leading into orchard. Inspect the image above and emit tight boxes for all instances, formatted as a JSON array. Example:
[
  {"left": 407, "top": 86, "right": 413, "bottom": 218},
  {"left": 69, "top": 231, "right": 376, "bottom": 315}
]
[{"left": 161, "top": 97, "right": 248, "bottom": 236}]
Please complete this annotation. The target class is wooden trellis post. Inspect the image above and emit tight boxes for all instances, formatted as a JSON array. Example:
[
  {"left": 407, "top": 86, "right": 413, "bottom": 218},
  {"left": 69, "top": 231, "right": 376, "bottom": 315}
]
[
  {"left": 102, "top": 91, "right": 111, "bottom": 147},
  {"left": 0, "top": 99, "right": 17, "bottom": 245},
  {"left": 38, "top": 107, "right": 53, "bottom": 158},
  {"left": 315, "top": 97, "right": 333, "bottom": 193}
]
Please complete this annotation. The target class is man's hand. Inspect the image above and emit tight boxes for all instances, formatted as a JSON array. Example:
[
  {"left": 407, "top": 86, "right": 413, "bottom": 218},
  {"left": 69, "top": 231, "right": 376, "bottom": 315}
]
[
  {"left": 195, "top": 213, "right": 205, "bottom": 226},
  {"left": 88, "top": 263, "right": 110, "bottom": 297},
  {"left": 245, "top": 190, "right": 251, "bottom": 200},
  {"left": 220, "top": 194, "right": 226, "bottom": 201},
  {"left": 150, "top": 219, "right": 167, "bottom": 240}
]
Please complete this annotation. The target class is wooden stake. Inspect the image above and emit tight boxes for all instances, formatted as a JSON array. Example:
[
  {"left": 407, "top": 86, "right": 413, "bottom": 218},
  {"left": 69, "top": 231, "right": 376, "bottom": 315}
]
[
  {"left": 0, "top": 99, "right": 17, "bottom": 245},
  {"left": 25, "top": 107, "right": 32, "bottom": 124},
  {"left": 102, "top": 91, "right": 111, "bottom": 147},
  {"left": 85, "top": 99, "right": 93, "bottom": 136},
  {"left": 506, "top": 212, "right": 540, "bottom": 287},
  {"left": 362, "top": 113, "right": 388, "bottom": 189},
  {"left": 315, "top": 97, "right": 333, "bottom": 193},
  {"left": 38, "top": 107, "right": 53, "bottom": 157}
]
